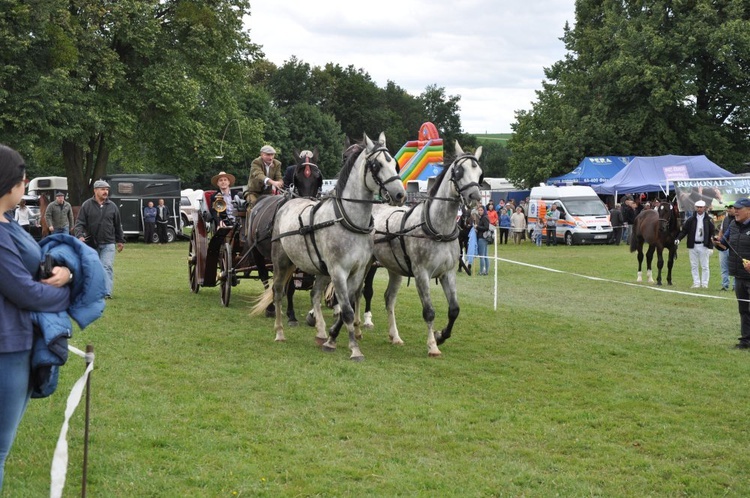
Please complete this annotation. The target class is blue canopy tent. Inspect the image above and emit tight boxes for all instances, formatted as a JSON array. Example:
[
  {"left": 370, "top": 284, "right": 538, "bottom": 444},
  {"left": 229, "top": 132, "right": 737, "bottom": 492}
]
[
  {"left": 593, "top": 155, "right": 734, "bottom": 196},
  {"left": 547, "top": 156, "right": 633, "bottom": 186}
]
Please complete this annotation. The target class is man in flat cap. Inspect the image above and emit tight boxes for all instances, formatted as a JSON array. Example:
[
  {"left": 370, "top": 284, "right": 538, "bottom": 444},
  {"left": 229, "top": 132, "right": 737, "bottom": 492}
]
[
  {"left": 74, "top": 179, "right": 125, "bottom": 298},
  {"left": 676, "top": 199, "right": 715, "bottom": 288},
  {"left": 45, "top": 191, "right": 74, "bottom": 235},
  {"left": 715, "top": 198, "right": 750, "bottom": 348},
  {"left": 245, "top": 145, "right": 283, "bottom": 209}
]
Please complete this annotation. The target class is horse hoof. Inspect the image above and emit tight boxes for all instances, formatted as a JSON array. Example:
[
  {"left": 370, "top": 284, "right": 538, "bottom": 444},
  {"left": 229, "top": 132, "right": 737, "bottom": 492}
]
[
  {"left": 274, "top": 336, "right": 286, "bottom": 342},
  {"left": 305, "top": 311, "right": 316, "bottom": 327},
  {"left": 428, "top": 351, "right": 442, "bottom": 358},
  {"left": 314, "top": 336, "right": 326, "bottom": 346},
  {"left": 288, "top": 320, "right": 298, "bottom": 327},
  {"left": 391, "top": 338, "right": 404, "bottom": 346},
  {"left": 265, "top": 309, "right": 275, "bottom": 318},
  {"left": 321, "top": 344, "right": 336, "bottom": 353},
  {"left": 656, "top": 282, "right": 663, "bottom": 286},
  {"left": 350, "top": 355, "right": 365, "bottom": 362}
]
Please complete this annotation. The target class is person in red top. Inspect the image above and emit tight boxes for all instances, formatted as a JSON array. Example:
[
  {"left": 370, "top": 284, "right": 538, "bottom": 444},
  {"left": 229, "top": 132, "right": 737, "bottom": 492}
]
[{"left": 486, "top": 201, "right": 499, "bottom": 227}]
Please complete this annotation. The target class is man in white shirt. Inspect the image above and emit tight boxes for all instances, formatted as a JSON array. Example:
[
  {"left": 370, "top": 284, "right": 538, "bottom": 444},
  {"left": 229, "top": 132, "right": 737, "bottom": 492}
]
[{"left": 676, "top": 199, "right": 715, "bottom": 288}]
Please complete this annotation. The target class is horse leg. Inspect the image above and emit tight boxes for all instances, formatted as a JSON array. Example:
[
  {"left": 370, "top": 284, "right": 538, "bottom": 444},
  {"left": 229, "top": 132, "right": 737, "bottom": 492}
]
[
  {"left": 255, "top": 248, "right": 275, "bottom": 317},
  {"left": 655, "top": 248, "right": 665, "bottom": 286},
  {"left": 286, "top": 280, "right": 298, "bottom": 326},
  {"left": 384, "top": 271, "right": 404, "bottom": 345},
  {"left": 646, "top": 245, "right": 656, "bottom": 284},
  {"left": 362, "top": 264, "right": 377, "bottom": 329},
  {"left": 435, "top": 271, "right": 460, "bottom": 347},
  {"left": 272, "top": 262, "right": 295, "bottom": 342},
  {"left": 412, "top": 272, "right": 441, "bottom": 357},
  {"left": 666, "top": 247, "right": 676, "bottom": 285},
  {"left": 636, "top": 246, "right": 644, "bottom": 282},
  {"left": 310, "top": 276, "right": 329, "bottom": 346}
]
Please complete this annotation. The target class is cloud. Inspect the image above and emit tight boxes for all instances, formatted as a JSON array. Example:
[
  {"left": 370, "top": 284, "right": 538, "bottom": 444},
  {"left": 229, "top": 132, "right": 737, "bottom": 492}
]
[{"left": 248, "top": 0, "right": 575, "bottom": 133}]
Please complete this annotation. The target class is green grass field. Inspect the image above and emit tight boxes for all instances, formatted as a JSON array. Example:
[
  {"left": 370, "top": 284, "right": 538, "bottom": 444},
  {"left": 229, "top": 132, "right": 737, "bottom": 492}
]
[
  {"left": 5, "top": 240, "right": 750, "bottom": 496},
  {"left": 474, "top": 133, "right": 512, "bottom": 145}
]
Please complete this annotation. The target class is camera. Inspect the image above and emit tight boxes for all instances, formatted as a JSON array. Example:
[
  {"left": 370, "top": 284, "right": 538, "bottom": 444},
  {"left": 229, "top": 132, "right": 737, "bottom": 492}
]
[{"left": 39, "top": 254, "right": 55, "bottom": 279}]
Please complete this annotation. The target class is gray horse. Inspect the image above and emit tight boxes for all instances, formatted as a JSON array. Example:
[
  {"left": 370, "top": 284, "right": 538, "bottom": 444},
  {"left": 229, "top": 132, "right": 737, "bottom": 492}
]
[
  {"left": 369, "top": 142, "right": 483, "bottom": 356},
  {"left": 251, "top": 132, "right": 406, "bottom": 361}
]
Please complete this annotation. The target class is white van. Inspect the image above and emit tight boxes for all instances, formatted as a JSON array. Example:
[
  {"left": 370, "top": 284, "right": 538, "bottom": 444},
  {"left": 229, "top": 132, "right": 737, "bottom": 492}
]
[{"left": 528, "top": 185, "right": 612, "bottom": 245}]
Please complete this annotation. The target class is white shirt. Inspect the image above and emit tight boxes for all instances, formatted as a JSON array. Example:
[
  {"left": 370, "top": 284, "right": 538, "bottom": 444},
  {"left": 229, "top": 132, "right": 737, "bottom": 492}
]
[
  {"left": 694, "top": 213, "right": 705, "bottom": 242},
  {"left": 14, "top": 206, "right": 30, "bottom": 226}
]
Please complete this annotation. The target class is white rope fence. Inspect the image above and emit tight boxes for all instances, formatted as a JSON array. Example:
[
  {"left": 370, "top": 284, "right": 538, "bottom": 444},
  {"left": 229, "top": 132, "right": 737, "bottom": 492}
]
[
  {"left": 474, "top": 226, "right": 739, "bottom": 311},
  {"left": 50, "top": 344, "right": 94, "bottom": 498}
]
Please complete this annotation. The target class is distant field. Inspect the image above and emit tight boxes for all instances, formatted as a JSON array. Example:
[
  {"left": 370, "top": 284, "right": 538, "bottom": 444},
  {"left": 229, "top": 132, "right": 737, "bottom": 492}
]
[{"left": 473, "top": 133, "right": 512, "bottom": 144}]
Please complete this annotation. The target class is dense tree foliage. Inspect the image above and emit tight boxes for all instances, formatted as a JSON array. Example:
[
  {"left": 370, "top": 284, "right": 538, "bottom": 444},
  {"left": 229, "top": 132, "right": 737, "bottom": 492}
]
[
  {"left": 1, "top": 2, "right": 466, "bottom": 198},
  {"left": 507, "top": 0, "right": 750, "bottom": 188}
]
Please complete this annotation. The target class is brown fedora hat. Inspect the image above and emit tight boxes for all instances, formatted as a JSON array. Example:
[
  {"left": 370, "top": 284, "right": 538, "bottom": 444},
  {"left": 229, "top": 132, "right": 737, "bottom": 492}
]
[{"left": 211, "top": 171, "right": 236, "bottom": 187}]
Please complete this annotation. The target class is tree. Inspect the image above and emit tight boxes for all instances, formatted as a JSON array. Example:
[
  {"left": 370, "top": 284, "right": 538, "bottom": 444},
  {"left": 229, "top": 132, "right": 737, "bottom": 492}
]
[
  {"left": 419, "top": 85, "right": 462, "bottom": 155},
  {"left": 0, "top": 0, "right": 261, "bottom": 204},
  {"left": 508, "top": 0, "right": 750, "bottom": 188},
  {"left": 282, "top": 103, "right": 344, "bottom": 178}
]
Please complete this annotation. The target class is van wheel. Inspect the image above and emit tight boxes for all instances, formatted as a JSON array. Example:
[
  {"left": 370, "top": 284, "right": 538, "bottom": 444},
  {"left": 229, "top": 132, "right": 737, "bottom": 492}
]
[
  {"left": 167, "top": 228, "right": 176, "bottom": 243},
  {"left": 565, "top": 232, "right": 574, "bottom": 246}
]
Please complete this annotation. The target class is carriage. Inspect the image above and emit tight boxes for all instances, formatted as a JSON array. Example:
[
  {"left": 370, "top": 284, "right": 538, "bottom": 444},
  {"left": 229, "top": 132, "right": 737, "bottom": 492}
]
[
  {"left": 187, "top": 152, "right": 323, "bottom": 309},
  {"left": 186, "top": 187, "right": 265, "bottom": 306}
]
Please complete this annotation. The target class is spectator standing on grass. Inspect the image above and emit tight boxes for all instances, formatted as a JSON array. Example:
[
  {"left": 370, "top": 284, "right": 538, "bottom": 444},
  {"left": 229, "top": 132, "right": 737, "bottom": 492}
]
[
  {"left": 486, "top": 201, "right": 498, "bottom": 228},
  {"left": 545, "top": 203, "right": 560, "bottom": 246},
  {"left": 155, "top": 198, "right": 170, "bottom": 244},
  {"left": 45, "top": 191, "right": 74, "bottom": 235},
  {"left": 718, "top": 203, "right": 736, "bottom": 291},
  {"left": 498, "top": 207, "right": 511, "bottom": 244},
  {"left": 510, "top": 206, "right": 526, "bottom": 244},
  {"left": 714, "top": 198, "right": 750, "bottom": 349},
  {"left": 475, "top": 205, "right": 490, "bottom": 275},
  {"left": 75, "top": 179, "right": 124, "bottom": 298},
  {"left": 13, "top": 198, "right": 30, "bottom": 233},
  {"left": 531, "top": 219, "right": 544, "bottom": 246},
  {"left": 0, "top": 145, "right": 72, "bottom": 490},
  {"left": 610, "top": 203, "right": 624, "bottom": 246},
  {"left": 676, "top": 199, "right": 715, "bottom": 289},
  {"left": 143, "top": 201, "right": 156, "bottom": 244}
]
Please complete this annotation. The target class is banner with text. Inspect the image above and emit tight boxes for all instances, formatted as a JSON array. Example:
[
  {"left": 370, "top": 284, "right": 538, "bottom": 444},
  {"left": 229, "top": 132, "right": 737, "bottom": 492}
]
[{"left": 673, "top": 177, "right": 748, "bottom": 212}]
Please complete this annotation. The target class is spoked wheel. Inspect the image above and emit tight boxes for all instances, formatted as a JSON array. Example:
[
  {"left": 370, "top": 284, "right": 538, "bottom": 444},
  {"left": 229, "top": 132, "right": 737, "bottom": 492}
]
[
  {"left": 219, "top": 242, "right": 233, "bottom": 307},
  {"left": 188, "top": 230, "right": 200, "bottom": 293}
]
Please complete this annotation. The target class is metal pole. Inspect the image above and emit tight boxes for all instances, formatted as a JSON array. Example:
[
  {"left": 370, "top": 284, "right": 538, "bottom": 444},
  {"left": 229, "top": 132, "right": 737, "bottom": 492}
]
[{"left": 81, "top": 344, "right": 93, "bottom": 498}]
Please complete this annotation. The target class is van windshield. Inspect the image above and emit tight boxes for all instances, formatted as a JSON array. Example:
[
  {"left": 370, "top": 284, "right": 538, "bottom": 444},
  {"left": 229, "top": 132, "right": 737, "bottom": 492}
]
[{"left": 563, "top": 199, "right": 609, "bottom": 216}]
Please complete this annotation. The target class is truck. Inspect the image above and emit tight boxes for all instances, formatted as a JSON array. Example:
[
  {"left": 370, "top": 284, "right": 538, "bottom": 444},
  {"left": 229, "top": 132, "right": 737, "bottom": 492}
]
[
  {"left": 103, "top": 174, "right": 182, "bottom": 243},
  {"left": 527, "top": 185, "right": 612, "bottom": 245}
]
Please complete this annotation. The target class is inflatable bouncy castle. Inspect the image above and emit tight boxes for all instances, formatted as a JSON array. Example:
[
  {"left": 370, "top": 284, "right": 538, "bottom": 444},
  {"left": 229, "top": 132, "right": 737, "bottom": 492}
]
[{"left": 395, "top": 122, "right": 444, "bottom": 185}]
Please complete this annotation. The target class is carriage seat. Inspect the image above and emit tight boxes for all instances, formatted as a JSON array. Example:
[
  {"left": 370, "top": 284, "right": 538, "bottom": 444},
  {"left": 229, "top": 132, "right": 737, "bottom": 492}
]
[{"left": 200, "top": 190, "right": 216, "bottom": 224}]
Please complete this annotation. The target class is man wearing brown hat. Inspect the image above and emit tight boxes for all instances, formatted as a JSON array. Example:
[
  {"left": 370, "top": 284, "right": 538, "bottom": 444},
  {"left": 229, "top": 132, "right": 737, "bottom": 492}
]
[
  {"left": 45, "top": 191, "right": 74, "bottom": 235},
  {"left": 245, "top": 145, "right": 283, "bottom": 208},
  {"left": 210, "top": 171, "right": 237, "bottom": 228}
]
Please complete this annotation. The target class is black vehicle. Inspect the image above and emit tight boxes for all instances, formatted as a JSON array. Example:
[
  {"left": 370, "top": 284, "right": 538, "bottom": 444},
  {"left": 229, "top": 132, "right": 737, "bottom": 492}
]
[{"left": 104, "top": 174, "right": 182, "bottom": 243}]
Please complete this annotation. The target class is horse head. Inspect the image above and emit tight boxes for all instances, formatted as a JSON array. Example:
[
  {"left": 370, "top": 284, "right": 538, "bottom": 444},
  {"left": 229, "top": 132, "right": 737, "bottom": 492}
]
[
  {"left": 657, "top": 201, "right": 678, "bottom": 233},
  {"left": 451, "top": 141, "right": 484, "bottom": 207},
  {"left": 292, "top": 147, "right": 323, "bottom": 199},
  {"left": 363, "top": 132, "right": 405, "bottom": 206}
]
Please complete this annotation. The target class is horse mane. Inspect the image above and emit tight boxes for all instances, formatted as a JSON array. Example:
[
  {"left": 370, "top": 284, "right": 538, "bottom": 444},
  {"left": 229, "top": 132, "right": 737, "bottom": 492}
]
[
  {"left": 333, "top": 141, "right": 366, "bottom": 195},
  {"left": 428, "top": 165, "right": 450, "bottom": 197}
]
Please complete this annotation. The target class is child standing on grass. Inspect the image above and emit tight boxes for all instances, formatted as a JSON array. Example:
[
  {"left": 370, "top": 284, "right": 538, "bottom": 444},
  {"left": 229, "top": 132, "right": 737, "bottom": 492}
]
[{"left": 532, "top": 220, "right": 544, "bottom": 246}]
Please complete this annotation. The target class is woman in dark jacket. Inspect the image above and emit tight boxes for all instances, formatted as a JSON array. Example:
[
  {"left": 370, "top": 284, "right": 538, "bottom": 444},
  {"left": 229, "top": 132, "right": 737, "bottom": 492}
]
[
  {"left": 475, "top": 205, "right": 491, "bottom": 275},
  {"left": 0, "top": 145, "right": 71, "bottom": 490}
]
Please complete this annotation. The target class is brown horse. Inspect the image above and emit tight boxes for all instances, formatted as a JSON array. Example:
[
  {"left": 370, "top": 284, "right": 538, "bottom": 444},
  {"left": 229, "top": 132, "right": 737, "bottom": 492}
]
[{"left": 630, "top": 201, "right": 681, "bottom": 285}]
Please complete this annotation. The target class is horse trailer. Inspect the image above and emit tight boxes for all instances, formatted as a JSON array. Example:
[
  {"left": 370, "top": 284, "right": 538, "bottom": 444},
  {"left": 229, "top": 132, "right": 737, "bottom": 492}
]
[{"left": 103, "top": 174, "right": 182, "bottom": 243}]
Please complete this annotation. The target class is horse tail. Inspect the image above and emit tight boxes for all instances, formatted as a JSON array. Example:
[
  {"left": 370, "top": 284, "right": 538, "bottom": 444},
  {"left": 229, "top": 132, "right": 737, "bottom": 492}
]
[
  {"left": 250, "top": 286, "right": 274, "bottom": 316},
  {"left": 629, "top": 218, "right": 639, "bottom": 253}
]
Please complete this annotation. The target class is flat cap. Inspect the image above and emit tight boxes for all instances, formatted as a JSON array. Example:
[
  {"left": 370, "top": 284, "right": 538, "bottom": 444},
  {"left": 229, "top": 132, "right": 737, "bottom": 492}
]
[
  {"left": 734, "top": 198, "right": 750, "bottom": 209},
  {"left": 694, "top": 200, "right": 706, "bottom": 207},
  {"left": 55, "top": 191, "right": 65, "bottom": 197},
  {"left": 260, "top": 145, "right": 276, "bottom": 154},
  {"left": 93, "top": 180, "right": 110, "bottom": 189}
]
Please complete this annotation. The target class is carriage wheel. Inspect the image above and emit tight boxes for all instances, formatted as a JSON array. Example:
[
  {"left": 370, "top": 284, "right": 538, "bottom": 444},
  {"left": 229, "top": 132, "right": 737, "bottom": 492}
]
[
  {"left": 188, "top": 230, "right": 200, "bottom": 293},
  {"left": 219, "top": 242, "right": 232, "bottom": 307}
]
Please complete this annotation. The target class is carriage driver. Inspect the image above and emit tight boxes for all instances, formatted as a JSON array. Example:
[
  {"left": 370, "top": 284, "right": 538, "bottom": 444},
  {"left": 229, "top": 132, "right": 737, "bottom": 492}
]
[
  {"left": 209, "top": 171, "right": 238, "bottom": 228},
  {"left": 244, "top": 145, "right": 283, "bottom": 209}
]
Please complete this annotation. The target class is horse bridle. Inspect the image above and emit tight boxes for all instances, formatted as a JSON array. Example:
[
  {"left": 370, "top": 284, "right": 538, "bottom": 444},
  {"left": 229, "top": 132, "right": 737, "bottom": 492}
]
[
  {"left": 289, "top": 159, "right": 321, "bottom": 199},
  {"left": 449, "top": 154, "right": 482, "bottom": 201},
  {"left": 364, "top": 146, "right": 402, "bottom": 203}
]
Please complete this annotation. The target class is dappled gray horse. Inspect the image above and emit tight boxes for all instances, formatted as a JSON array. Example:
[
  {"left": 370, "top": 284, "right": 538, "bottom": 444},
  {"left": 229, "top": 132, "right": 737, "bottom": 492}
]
[
  {"left": 369, "top": 142, "right": 483, "bottom": 356},
  {"left": 251, "top": 132, "right": 405, "bottom": 361}
]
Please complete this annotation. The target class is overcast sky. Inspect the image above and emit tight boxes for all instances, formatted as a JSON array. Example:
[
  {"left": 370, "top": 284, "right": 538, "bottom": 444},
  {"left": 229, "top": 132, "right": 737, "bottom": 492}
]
[{"left": 246, "top": 0, "right": 576, "bottom": 134}]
